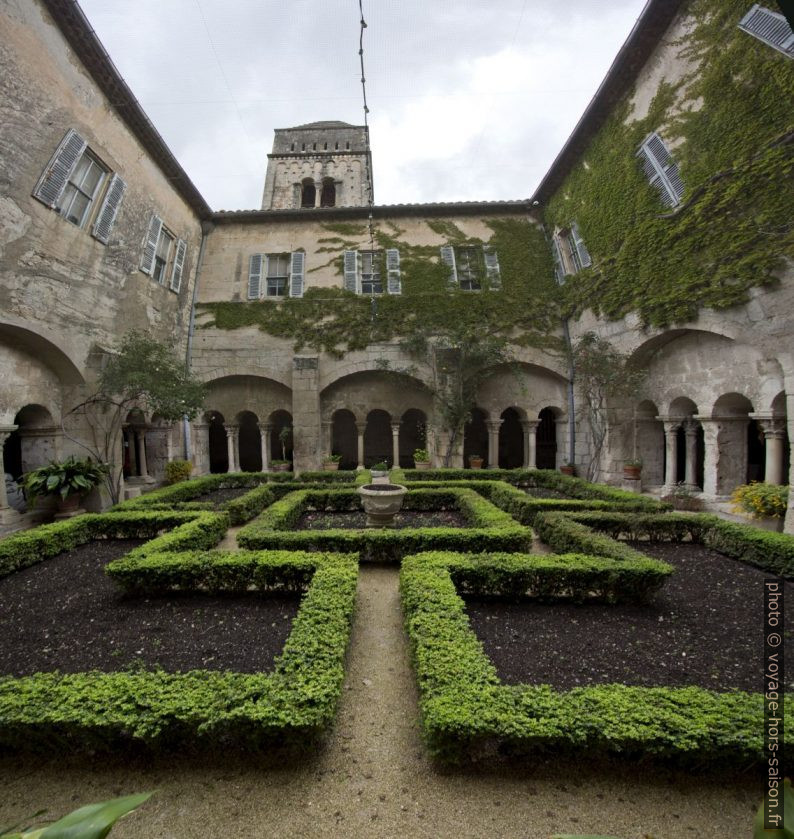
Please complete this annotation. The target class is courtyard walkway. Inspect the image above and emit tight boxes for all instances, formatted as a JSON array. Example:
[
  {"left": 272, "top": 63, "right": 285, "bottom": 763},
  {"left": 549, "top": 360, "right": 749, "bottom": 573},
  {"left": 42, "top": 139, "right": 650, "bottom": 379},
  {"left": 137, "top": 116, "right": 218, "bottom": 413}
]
[{"left": 0, "top": 566, "right": 760, "bottom": 838}]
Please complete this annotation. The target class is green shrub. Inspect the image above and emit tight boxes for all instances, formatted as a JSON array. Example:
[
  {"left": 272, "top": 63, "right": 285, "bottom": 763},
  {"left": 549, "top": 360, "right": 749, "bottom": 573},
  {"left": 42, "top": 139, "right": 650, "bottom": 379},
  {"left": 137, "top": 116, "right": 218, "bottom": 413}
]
[
  {"left": 23, "top": 456, "right": 107, "bottom": 502},
  {"left": 399, "top": 552, "right": 793, "bottom": 765},
  {"left": 0, "top": 552, "right": 358, "bottom": 754},
  {"left": 164, "top": 459, "right": 193, "bottom": 484}
]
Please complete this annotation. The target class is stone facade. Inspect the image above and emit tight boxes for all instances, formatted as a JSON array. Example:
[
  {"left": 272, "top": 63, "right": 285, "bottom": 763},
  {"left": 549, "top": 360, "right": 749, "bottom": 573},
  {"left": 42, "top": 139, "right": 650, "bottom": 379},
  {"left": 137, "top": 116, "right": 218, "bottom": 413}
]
[{"left": 1, "top": 0, "right": 792, "bottom": 532}]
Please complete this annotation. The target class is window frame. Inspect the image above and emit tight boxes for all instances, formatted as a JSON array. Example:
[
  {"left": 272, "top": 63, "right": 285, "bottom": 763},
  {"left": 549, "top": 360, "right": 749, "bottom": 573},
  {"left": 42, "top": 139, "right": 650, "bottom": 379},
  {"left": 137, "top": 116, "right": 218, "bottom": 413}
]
[
  {"left": 360, "top": 250, "right": 383, "bottom": 295},
  {"left": 738, "top": 4, "right": 794, "bottom": 57},
  {"left": 266, "top": 253, "right": 290, "bottom": 297}
]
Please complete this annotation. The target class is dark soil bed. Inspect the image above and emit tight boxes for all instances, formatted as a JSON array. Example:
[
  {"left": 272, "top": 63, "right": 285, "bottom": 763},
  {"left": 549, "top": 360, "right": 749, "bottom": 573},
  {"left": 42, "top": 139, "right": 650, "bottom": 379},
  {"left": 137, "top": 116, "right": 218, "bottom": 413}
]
[
  {"left": 195, "top": 487, "right": 251, "bottom": 507},
  {"left": 0, "top": 540, "right": 299, "bottom": 677},
  {"left": 522, "top": 487, "right": 566, "bottom": 499},
  {"left": 297, "top": 510, "right": 468, "bottom": 530},
  {"left": 465, "top": 541, "right": 794, "bottom": 692}
]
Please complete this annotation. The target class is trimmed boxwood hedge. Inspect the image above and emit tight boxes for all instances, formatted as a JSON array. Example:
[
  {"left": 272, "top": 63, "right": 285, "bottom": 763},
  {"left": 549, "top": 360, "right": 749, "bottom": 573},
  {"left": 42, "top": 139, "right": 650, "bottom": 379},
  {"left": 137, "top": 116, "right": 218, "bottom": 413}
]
[
  {"left": 237, "top": 487, "right": 533, "bottom": 563},
  {"left": 0, "top": 510, "right": 228, "bottom": 579},
  {"left": 537, "top": 510, "right": 794, "bottom": 579},
  {"left": 411, "top": 550, "right": 672, "bottom": 604},
  {"left": 0, "top": 550, "right": 358, "bottom": 754},
  {"left": 400, "top": 551, "right": 793, "bottom": 765}
]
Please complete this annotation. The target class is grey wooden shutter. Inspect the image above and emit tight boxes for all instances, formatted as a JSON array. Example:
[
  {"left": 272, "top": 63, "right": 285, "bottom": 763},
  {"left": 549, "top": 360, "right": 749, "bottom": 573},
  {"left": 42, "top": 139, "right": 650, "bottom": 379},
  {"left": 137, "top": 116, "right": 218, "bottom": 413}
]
[
  {"left": 482, "top": 247, "right": 501, "bottom": 289},
  {"left": 32, "top": 129, "right": 86, "bottom": 208},
  {"left": 91, "top": 173, "right": 126, "bottom": 244},
  {"left": 170, "top": 239, "right": 187, "bottom": 292},
  {"left": 290, "top": 251, "right": 305, "bottom": 298},
  {"left": 140, "top": 214, "right": 162, "bottom": 275},
  {"left": 638, "top": 133, "right": 684, "bottom": 207},
  {"left": 439, "top": 245, "right": 458, "bottom": 286},
  {"left": 385, "top": 248, "right": 401, "bottom": 294},
  {"left": 551, "top": 236, "right": 566, "bottom": 283},
  {"left": 570, "top": 223, "right": 592, "bottom": 269},
  {"left": 738, "top": 5, "right": 794, "bottom": 56},
  {"left": 343, "top": 249, "right": 359, "bottom": 292},
  {"left": 248, "top": 254, "right": 263, "bottom": 299}
]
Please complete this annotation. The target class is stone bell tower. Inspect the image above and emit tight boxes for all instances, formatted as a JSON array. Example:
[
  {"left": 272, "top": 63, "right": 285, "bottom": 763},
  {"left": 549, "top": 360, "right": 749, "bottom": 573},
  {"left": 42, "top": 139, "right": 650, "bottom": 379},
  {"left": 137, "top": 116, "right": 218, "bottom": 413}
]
[{"left": 261, "top": 121, "right": 372, "bottom": 210}]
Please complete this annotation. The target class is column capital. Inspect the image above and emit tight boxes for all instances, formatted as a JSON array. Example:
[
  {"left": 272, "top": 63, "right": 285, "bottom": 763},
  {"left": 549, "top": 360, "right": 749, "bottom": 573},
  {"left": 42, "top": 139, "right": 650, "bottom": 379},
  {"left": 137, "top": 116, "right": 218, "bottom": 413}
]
[
  {"left": 257, "top": 422, "right": 273, "bottom": 432},
  {"left": 355, "top": 421, "right": 368, "bottom": 434},
  {"left": 390, "top": 422, "right": 401, "bottom": 434},
  {"left": 520, "top": 419, "right": 540, "bottom": 431},
  {"left": 485, "top": 419, "right": 503, "bottom": 432},
  {"left": 0, "top": 424, "right": 18, "bottom": 445},
  {"left": 751, "top": 415, "right": 787, "bottom": 438},
  {"left": 224, "top": 423, "right": 240, "bottom": 436},
  {"left": 683, "top": 417, "right": 700, "bottom": 436}
]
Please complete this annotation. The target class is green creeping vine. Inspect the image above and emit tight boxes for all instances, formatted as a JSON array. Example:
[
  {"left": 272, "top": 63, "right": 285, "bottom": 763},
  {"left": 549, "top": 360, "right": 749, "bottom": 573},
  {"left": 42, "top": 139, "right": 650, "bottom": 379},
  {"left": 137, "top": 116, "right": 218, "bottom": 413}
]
[
  {"left": 547, "top": 0, "right": 794, "bottom": 327},
  {"left": 237, "top": 487, "right": 532, "bottom": 563},
  {"left": 412, "top": 550, "right": 672, "bottom": 605},
  {"left": 400, "top": 552, "right": 794, "bottom": 765},
  {"left": 0, "top": 510, "right": 228, "bottom": 579},
  {"left": 198, "top": 218, "right": 561, "bottom": 356},
  {"left": 540, "top": 510, "right": 794, "bottom": 579},
  {"left": 0, "top": 551, "right": 358, "bottom": 754}
]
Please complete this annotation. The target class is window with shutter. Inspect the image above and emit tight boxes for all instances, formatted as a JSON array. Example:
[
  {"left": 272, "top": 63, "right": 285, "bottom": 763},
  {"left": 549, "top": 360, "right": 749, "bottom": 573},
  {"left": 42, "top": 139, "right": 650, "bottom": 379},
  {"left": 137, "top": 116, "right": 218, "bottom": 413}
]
[
  {"left": 140, "top": 214, "right": 163, "bottom": 275},
  {"left": 289, "top": 251, "right": 305, "bottom": 298},
  {"left": 343, "top": 250, "right": 359, "bottom": 292},
  {"left": 738, "top": 4, "right": 794, "bottom": 57},
  {"left": 33, "top": 129, "right": 87, "bottom": 209},
  {"left": 91, "top": 173, "right": 126, "bottom": 244},
  {"left": 637, "top": 132, "right": 685, "bottom": 207},
  {"left": 169, "top": 239, "right": 187, "bottom": 292},
  {"left": 439, "top": 245, "right": 458, "bottom": 286},
  {"left": 551, "top": 236, "right": 566, "bottom": 283},
  {"left": 360, "top": 251, "right": 382, "bottom": 294},
  {"left": 482, "top": 247, "right": 501, "bottom": 289},
  {"left": 570, "top": 222, "right": 592, "bottom": 269},
  {"left": 248, "top": 254, "right": 263, "bottom": 299},
  {"left": 152, "top": 228, "right": 174, "bottom": 285},
  {"left": 385, "top": 248, "right": 401, "bottom": 294}
]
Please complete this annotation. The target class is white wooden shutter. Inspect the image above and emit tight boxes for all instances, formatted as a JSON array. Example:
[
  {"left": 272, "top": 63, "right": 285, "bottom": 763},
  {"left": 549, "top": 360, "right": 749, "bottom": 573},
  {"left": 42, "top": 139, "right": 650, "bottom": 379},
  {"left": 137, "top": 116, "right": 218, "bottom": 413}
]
[
  {"left": 551, "top": 235, "right": 566, "bottom": 283},
  {"left": 343, "top": 249, "right": 359, "bottom": 293},
  {"left": 738, "top": 5, "right": 794, "bottom": 57},
  {"left": 570, "top": 223, "right": 592, "bottom": 269},
  {"left": 637, "top": 133, "right": 684, "bottom": 207},
  {"left": 91, "top": 173, "right": 126, "bottom": 244},
  {"left": 482, "top": 247, "right": 501, "bottom": 289},
  {"left": 248, "top": 254, "right": 263, "bottom": 299},
  {"left": 290, "top": 251, "right": 305, "bottom": 298},
  {"left": 140, "top": 214, "right": 162, "bottom": 275},
  {"left": 385, "top": 248, "right": 401, "bottom": 294},
  {"left": 439, "top": 245, "right": 458, "bottom": 286},
  {"left": 170, "top": 239, "right": 187, "bottom": 292},
  {"left": 32, "top": 129, "right": 87, "bottom": 208}
]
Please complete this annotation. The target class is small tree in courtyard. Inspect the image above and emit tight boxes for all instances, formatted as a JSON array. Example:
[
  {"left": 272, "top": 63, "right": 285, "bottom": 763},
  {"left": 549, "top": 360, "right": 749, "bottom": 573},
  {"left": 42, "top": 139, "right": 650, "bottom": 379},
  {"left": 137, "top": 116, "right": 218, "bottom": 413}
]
[
  {"left": 571, "top": 331, "right": 645, "bottom": 482},
  {"left": 62, "top": 331, "right": 206, "bottom": 503}
]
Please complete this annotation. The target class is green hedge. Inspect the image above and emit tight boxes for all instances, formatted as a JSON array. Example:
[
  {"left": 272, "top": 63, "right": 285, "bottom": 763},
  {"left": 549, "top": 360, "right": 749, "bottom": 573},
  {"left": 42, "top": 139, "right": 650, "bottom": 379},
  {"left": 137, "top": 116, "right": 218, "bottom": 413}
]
[
  {"left": 112, "top": 472, "right": 274, "bottom": 509},
  {"left": 238, "top": 487, "right": 533, "bottom": 563},
  {"left": 0, "top": 510, "right": 227, "bottom": 579},
  {"left": 0, "top": 551, "right": 358, "bottom": 754},
  {"left": 400, "top": 552, "right": 792, "bottom": 765},
  {"left": 412, "top": 550, "right": 672, "bottom": 604},
  {"left": 533, "top": 511, "right": 651, "bottom": 563},
  {"left": 295, "top": 470, "right": 360, "bottom": 483},
  {"left": 547, "top": 511, "right": 794, "bottom": 579}
]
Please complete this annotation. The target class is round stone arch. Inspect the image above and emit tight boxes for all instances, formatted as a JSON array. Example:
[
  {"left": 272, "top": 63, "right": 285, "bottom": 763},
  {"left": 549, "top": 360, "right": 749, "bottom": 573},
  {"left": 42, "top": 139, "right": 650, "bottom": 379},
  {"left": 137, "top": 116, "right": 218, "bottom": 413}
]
[
  {"left": 203, "top": 375, "right": 292, "bottom": 423},
  {"left": 476, "top": 361, "right": 568, "bottom": 421},
  {"left": 319, "top": 369, "right": 432, "bottom": 426}
]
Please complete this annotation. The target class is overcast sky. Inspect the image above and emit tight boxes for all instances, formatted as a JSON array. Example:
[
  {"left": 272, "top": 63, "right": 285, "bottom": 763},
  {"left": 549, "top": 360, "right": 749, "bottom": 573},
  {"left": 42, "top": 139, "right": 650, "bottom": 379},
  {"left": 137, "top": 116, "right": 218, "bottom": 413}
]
[{"left": 78, "top": 0, "right": 648, "bottom": 211}]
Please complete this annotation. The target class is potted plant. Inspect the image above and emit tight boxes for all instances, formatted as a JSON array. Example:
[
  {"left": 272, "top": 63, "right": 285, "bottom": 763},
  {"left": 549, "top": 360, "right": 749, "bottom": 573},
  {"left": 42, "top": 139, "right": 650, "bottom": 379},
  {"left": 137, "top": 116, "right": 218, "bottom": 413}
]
[
  {"left": 23, "top": 456, "right": 108, "bottom": 517},
  {"left": 370, "top": 461, "right": 389, "bottom": 479},
  {"left": 413, "top": 448, "right": 431, "bottom": 470},
  {"left": 623, "top": 457, "right": 642, "bottom": 480},
  {"left": 560, "top": 461, "right": 576, "bottom": 476},
  {"left": 730, "top": 481, "right": 788, "bottom": 531},
  {"left": 468, "top": 454, "right": 484, "bottom": 470},
  {"left": 323, "top": 453, "right": 342, "bottom": 471}
]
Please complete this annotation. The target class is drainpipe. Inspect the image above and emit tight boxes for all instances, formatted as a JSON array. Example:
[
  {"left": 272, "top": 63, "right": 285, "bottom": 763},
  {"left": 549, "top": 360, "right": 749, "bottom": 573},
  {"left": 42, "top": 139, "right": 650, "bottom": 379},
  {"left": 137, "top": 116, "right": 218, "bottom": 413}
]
[{"left": 183, "top": 220, "right": 213, "bottom": 460}]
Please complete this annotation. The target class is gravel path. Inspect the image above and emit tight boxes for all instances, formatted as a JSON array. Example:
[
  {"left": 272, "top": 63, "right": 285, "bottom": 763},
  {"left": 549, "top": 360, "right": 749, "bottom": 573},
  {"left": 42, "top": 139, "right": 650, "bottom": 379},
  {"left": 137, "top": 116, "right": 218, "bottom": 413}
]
[{"left": 0, "top": 565, "right": 760, "bottom": 838}]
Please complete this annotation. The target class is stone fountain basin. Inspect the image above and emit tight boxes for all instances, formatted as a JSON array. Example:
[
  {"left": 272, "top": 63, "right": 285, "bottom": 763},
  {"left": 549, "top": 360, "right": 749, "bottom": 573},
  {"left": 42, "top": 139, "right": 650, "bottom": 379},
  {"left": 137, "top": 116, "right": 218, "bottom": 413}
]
[{"left": 358, "top": 483, "right": 408, "bottom": 527}]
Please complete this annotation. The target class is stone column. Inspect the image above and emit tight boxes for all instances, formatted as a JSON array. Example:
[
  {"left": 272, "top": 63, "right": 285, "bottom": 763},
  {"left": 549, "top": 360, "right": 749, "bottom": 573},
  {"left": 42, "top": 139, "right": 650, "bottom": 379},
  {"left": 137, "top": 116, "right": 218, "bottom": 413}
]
[
  {"left": 321, "top": 420, "right": 333, "bottom": 460},
  {"left": 391, "top": 422, "right": 401, "bottom": 470},
  {"left": 135, "top": 427, "right": 150, "bottom": 479},
  {"left": 292, "top": 356, "right": 321, "bottom": 472},
  {"left": 683, "top": 419, "right": 699, "bottom": 489},
  {"left": 521, "top": 420, "right": 539, "bottom": 469},
  {"left": 224, "top": 424, "right": 239, "bottom": 473},
  {"left": 658, "top": 417, "right": 682, "bottom": 492},
  {"left": 258, "top": 423, "right": 272, "bottom": 472},
  {"left": 314, "top": 181, "right": 322, "bottom": 208},
  {"left": 754, "top": 416, "right": 787, "bottom": 485},
  {"left": 485, "top": 419, "right": 502, "bottom": 469},
  {"left": 356, "top": 421, "right": 367, "bottom": 471},
  {"left": 0, "top": 425, "right": 20, "bottom": 523},
  {"left": 695, "top": 417, "right": 720, "bottom": 497}
]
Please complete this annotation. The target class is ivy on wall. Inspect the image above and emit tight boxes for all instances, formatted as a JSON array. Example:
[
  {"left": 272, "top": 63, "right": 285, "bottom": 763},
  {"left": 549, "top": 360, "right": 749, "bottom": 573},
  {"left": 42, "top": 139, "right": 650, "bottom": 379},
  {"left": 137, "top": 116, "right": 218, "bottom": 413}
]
[
  {"left": 199, "top": 218, "right": 562, "bottom": 357},
  {"left": 546, "top": 0, "right": 794, "bottom": 328}
]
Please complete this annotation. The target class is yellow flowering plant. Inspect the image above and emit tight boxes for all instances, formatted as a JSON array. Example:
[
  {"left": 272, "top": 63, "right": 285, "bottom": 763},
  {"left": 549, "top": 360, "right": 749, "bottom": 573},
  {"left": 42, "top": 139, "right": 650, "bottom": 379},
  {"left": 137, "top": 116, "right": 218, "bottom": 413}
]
[{"left": 730, "top": 482, "right": 788, "bottom": 520}]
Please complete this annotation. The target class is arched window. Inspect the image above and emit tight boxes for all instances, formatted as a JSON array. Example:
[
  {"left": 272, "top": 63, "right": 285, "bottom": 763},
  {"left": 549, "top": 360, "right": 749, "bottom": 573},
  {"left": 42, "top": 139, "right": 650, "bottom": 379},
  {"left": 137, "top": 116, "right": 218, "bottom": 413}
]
[
  {"left": 301, "top": 179, "right": 316, "bottom": 208},
  {"left": 320, "top": 178, "right": 336, "bottom": 208}
]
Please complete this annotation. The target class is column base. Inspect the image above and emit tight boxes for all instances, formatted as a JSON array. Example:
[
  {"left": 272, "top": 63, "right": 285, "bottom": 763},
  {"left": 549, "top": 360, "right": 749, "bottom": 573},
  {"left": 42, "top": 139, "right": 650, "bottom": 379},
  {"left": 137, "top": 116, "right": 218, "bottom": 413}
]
[{"left": 0, "top": 507, "right": 22, "bottom": 525}]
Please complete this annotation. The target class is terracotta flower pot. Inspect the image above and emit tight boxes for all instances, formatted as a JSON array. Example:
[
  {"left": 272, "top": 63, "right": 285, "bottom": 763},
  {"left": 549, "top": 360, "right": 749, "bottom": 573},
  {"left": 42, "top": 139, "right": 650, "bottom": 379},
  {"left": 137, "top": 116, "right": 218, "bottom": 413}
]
[
  {"left": 469, "top": 457, "right": 484, "bottom": 470},
  {"left": 414, "top": 461, "right": 431, "bottom": 470},
  {"left": 323, "top": 461, "right": 340, "bottom": 471},
  {"left": 560, "top": 465, "right": 576, "bottom": 476},
  {"left": 623, "top": 465, "right": 642, "bottom": 480}
]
